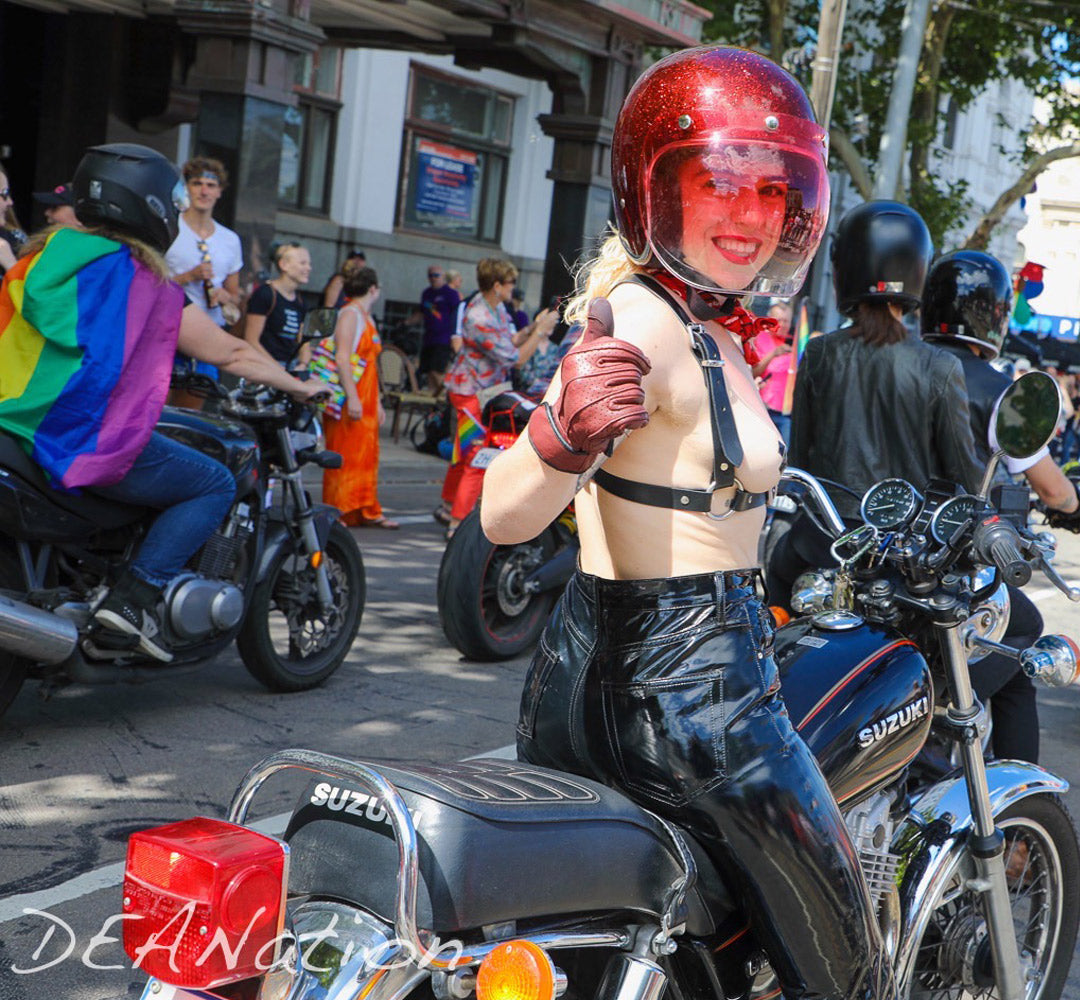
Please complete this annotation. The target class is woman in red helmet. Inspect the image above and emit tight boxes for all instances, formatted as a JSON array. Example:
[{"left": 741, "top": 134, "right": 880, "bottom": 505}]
[{"left": 482, "top": 47, "right": 895, "bottom": 999}]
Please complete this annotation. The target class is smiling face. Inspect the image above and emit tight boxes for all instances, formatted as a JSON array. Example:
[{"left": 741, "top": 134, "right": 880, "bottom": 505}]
[
  {"left": 676, "top": 151, "right": 787, "bottom": 291},
  {"left": 277, "top": 246, "right": 312, "bottom": 285}
]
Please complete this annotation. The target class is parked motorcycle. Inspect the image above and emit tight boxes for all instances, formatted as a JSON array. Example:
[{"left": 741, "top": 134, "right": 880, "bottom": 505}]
[
  {"left": 437, "top": 391, "right": 577, "bottom": 661},
  {"left": 120, "top": 370, "right": 1080, "bottom": 1000},
  {"left": 0, "top": 311, "right": 365, "bottom": 717}
]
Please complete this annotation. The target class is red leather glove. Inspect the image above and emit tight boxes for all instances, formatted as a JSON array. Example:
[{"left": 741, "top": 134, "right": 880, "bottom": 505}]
[{"left": 528, "top": 297, "right": 651, "bottom": 474}]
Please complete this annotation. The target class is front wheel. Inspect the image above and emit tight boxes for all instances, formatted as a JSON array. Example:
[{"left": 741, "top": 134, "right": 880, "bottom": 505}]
[
  {"left": 437, "top": 510, "right": 560, "bottom": 661},
  {"left": 903, "top": 794, "right": 1080, "bottom": 999},
  {"left": 237, "top": 522, "right": 365, "bottom": 691}
]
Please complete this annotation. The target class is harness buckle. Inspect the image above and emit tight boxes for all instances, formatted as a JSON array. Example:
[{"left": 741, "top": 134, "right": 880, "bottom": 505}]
[{"left": 699, "top": 359, "right": 726, "bottom": 368}]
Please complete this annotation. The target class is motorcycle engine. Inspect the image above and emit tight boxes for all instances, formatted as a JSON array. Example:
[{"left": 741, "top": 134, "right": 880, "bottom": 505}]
[
  {"left": 163, "top": 572, "right": 244, "bottom": 641},
  {"left": 844, "top": 791, "right": 901, "bottom": 914}
]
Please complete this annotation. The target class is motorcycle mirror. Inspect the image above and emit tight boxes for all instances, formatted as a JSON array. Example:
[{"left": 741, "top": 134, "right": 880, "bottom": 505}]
[
  {"left": 994, "top": 370, "right": 1060, "bottom": 460},
  {"left": 300, "top": 308, "right": 339, "bottom": 344}
]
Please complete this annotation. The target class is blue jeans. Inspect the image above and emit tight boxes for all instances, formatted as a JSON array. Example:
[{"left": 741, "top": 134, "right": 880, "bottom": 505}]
[
  {"left": 93, "top": 433, "right": 236, "bottom": 587},
  {"left": 767, "top": 408, "right": 791, "bottom": 447}
]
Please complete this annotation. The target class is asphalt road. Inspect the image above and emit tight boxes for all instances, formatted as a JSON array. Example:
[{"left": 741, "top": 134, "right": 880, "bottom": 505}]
[{"left": 1, "top": 434, "right": 1079, "bottom": 1000}]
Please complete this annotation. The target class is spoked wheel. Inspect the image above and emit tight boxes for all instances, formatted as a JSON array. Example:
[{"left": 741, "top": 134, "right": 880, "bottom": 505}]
[
  {"left": 437, "top": 509, "right": 560, "bottom": 661},
  {"left": 904, "top": 796, "right": 1080, "bottom": 999},
  {"left": 237, "top": 522, "right": 365, "bottom": 691}
]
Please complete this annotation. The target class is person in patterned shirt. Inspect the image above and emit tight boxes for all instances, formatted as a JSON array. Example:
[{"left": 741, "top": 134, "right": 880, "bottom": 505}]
[{"left": 437, "top": 257, "right": 554, "bottom": 536}]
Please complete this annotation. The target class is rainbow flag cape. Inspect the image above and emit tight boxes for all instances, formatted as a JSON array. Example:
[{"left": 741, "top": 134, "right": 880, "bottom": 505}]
[
  {"left": 781, "top": 300, "right": 812, "bottom": 416},
  {"left": 0, "top": 228, "right": 184, "bottom": 490},
  {"left": 451, "top": 405, "right": 486, "bottom": 463}
]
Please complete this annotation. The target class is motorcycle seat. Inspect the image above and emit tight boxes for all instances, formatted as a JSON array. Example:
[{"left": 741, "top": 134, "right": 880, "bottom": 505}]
[
  {"left": 0, "top": 433, "right": 145, "bottom": 533},
  {"left": 283, "top": 756, "right": 734, "bottom": 937}
]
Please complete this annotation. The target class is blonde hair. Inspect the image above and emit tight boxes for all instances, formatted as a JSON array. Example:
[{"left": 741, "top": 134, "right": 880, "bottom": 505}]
[
  {"left": 21, "top": 225, "right": 170, "bottom": 281},
  {"left": 563, "top": 230, "right": 642, "bottom": 325}
]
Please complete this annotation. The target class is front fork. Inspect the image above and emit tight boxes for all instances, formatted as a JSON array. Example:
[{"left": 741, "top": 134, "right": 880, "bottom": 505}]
[
  {"left": 937, "top": 620, "right": 1024, "bottom": 1000},
  {"left": 273, "top": 428, "right": 334, "bottom": 610}
]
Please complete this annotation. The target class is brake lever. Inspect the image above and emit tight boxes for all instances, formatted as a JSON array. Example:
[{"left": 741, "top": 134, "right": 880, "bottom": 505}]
[{"left": 1029, "top": 535, "right": 1080, "bottom": 602}]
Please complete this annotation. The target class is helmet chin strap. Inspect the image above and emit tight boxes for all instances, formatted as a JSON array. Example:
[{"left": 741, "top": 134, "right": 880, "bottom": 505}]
[{"left": 686, "top": 286, "right": 736, "bottom": 321}]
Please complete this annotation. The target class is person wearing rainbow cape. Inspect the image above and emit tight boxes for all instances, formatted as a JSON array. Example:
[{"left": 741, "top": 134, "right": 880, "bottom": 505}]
[{"left": 0, "top": 144, "right": 325, "bottom": 663}]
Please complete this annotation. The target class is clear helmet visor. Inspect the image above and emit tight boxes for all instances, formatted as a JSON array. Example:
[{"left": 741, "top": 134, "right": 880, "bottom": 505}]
[
  {"left": 645, "top": 140, "right": 830, "bottom": 298},
  {"left": 172, "top": 177, "right": 190, "bottom": 214}
]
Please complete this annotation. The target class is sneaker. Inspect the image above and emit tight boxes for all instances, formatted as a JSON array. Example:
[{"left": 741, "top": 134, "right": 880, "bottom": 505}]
[{"left": 92, "top": 578, "right": 173, "bottom": 663}]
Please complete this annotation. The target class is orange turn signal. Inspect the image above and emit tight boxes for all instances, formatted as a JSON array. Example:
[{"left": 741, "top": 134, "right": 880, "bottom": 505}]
[
  {"left": 476, "top": 941, "right": 556, "bottom": 1000},
  {"left": 310, "top": 551, "right": 323, "bottom": 568},
  {"left": 768, "top": 605, "right": 790, "bottom": 627}
]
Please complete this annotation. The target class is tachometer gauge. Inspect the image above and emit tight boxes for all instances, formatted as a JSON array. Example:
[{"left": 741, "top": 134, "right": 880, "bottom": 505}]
[
  {"left": 860, "top": 479, "right": 921, "bottom": 530},
  {"left": 929, "top": 494, "right": 980, "bottom": 544}
]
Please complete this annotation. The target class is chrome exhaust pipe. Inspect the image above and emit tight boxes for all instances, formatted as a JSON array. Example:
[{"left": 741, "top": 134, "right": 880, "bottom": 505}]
[{"left": 0, "top": 593, "right": 79, "bottom": 664}]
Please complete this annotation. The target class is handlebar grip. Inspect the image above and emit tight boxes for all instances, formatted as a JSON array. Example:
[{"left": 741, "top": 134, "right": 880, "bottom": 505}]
[{"left": 975, "top": 519, "right": 1032, "bottom": 587}]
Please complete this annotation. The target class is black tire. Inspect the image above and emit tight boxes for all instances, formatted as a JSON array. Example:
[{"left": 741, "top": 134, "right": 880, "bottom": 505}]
[
  {"left": 236, "top": 522, "right": 365, "bottom": 692},
  {"left": 437, "top": 509, "right": 558, "bottom": 661},
  {"left": 903, "top": 794, "right": 1080, "bottom": 999},
  {"left": 0, "top": 547, "right": 28, "bottom": 719}
]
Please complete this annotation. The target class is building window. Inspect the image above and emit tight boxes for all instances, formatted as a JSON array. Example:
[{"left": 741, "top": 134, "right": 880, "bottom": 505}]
[
  {"left": 397, "top": 65, "right": 514, "bottom": 242},
  {"left": 279, "top": 46, "right": 342, "bottom": 213}
]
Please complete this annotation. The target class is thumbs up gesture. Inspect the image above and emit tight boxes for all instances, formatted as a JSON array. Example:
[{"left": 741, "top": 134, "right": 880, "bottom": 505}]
[{"left": 527, "top": 297, "right": 651, "bottom": 474}]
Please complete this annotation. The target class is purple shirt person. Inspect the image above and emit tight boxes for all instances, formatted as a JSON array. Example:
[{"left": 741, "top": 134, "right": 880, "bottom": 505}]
[{"left": 419, "top": 264, "right": 461, "bottom": 390}]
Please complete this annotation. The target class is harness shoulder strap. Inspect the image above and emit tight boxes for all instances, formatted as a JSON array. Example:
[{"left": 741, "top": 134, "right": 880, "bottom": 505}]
[{"left": 588, "top": 274, "right": 768, "bottom": 516}]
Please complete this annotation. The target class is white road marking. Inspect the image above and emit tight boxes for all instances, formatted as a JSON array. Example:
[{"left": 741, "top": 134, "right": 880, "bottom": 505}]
[{"left": 0, "top": 744, "right": 517, "bottom": 924}]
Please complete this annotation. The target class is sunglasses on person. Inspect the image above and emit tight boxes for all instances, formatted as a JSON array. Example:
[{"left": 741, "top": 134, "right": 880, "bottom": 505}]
[
  {"left": 0, "top": 189, "right": 10, "bottom": 199},
  {"left": 428, "top": 271, "right": 443, "bottom": 279}
]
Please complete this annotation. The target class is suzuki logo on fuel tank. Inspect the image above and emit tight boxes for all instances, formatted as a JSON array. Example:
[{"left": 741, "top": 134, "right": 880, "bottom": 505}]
[{"left": 857, "top": 694, "right": 930, "bottom": 749}]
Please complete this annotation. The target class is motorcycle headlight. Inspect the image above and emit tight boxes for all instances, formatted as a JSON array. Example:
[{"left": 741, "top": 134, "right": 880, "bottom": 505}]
[{"left": 790, "top": 570, "right": 835, "bottom": 615}]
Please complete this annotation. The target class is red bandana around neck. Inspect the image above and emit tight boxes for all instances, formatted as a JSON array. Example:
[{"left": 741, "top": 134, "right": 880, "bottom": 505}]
[{"left": 645, "top": 270, "right": 778, "bottom": 367}]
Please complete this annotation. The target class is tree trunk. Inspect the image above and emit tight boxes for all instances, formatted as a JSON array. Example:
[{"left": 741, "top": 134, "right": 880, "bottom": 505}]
[
  {"left": 767, "top": 0, "right": 788, "bottom": 62},
  {"left": 964, "top": 142, "right": 1080, "bottom": 250},
  {"left": 830, "top": 125, "right": 873, "bottom": 199},
  {"left": 908, "top": 4, "right": 955, "bottom": 202}
]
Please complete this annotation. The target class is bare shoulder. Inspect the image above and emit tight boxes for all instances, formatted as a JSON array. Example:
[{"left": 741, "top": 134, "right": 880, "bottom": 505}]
[{"left": 606, "top": 281, "right": 687, "bottom": 376}]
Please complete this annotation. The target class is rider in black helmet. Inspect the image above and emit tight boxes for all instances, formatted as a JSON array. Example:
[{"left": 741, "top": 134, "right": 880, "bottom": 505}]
[
  {"left": 767, "top": 201, "right": 982, "bottom": 608},
  {"left": 920, "top": 249, "right": 1080, "bottom": 763},
  {"left": 1, "top": 144, "right": 324, "bottom": 662}
]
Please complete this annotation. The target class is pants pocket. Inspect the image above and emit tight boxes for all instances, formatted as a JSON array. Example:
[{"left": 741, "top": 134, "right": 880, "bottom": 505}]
[
  {"left": 517, "top": 638, "right": 560, "bottom": 741},
  {"left": 602, "top": 670, "right": 726, "bottom": 807}
]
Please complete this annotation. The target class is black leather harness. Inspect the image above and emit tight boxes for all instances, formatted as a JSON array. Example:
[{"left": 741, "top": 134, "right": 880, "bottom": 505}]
[{"left": 591, "top": 273, "right": 773, "bottom": 518}]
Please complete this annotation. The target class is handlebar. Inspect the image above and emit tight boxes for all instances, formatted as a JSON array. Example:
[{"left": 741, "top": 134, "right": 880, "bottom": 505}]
[
  {"left": 780, "top": 467, "right": 846, "bottom": 537},
  {"left": 972, "top": 517, "right": 1032, "bottom": 587}
]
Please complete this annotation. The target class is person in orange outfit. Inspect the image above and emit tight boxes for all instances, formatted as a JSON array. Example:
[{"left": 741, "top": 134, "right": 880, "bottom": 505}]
[{"left": 321, "top": 265, "right": 399, "bottom": 529}]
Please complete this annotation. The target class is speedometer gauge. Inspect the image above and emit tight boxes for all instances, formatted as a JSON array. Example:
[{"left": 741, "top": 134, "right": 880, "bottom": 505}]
[
  {"left": 929, "top": 495, "right": 980, "bottom": 544},
  {"left": 860, "top": 479, "right": 921, "bottom": 530}
]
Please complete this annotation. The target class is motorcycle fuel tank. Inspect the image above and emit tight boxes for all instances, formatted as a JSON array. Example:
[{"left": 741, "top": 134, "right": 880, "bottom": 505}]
[
  {"left": 775, "top": 616, "right": 933, "bottom": 807},
  {"left": 156, "top": 408, "right": 259, "bottom": 496}
]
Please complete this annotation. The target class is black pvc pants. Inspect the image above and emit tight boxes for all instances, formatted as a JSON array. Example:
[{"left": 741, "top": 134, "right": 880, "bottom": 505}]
[
  {"left": 517, "top": 570, "right": 896, "bottom": 1000},
  {"left": 767, "top": 513, "right": 1043, "bottom": 763}
]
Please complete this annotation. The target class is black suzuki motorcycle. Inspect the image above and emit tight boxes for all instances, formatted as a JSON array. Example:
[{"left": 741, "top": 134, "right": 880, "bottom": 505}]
[
  {"left": 0, "top": 316, "right": 365, "bottom": 718},
  {"left": 118, "top": 371, "right": 1079, "bottom": 1000}
]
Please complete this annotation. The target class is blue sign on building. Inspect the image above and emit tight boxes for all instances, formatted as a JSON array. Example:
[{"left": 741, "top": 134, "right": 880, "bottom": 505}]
[
  {"left": 1013, "top": 313, "right": 1080, "bottom": 341},
  {"left": 414, "top": 139, "right": 477, "bottom": 223}
]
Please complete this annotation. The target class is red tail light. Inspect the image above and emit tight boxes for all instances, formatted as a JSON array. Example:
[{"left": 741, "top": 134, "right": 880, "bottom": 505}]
[
  {"left": 122, "top": 817, "right": 289, "bottom": 989},
  {"left": 488, "top": 431, "right": 517, "bottom": 449}
]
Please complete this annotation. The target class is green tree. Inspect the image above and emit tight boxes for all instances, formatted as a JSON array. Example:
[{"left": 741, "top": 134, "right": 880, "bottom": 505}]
[{"left": 698, "top": 0, "right": 1080, "bottom": 250}]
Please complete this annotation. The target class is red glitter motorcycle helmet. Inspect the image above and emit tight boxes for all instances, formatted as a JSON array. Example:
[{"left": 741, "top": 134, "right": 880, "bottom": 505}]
[{"left": 612, "top": 46, "right": 830, "bottom": 298}]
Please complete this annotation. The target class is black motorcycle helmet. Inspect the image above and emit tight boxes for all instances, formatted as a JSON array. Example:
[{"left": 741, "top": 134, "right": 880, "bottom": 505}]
[
  {"left": 921, "top": 250, "right": 1012, "bottom": 360},
  {"left": 73, "top": 143, "right": 188, "bottom": 252},
  {"left": 831, "top": 200, "right": 933, "bottom": 316}
]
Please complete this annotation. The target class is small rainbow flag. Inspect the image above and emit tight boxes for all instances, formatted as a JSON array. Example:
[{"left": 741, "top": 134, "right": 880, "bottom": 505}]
[
  {"left": 0, "top": 228, "right": 184, "bottom": 490},
  {"left": 451, "top": 405, "right": 486, "bottom": 464},
  {"left": 781, "top": 299, "right": 812, "bottom": 416}
]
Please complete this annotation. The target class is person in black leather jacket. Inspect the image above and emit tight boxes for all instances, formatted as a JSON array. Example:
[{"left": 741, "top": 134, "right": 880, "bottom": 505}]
[
  {"left": 768, "top": 201, "right": 982, "bottom": 607},
  {"left": 921, "top": 250, "right": 1080, "bottom": 763}
]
